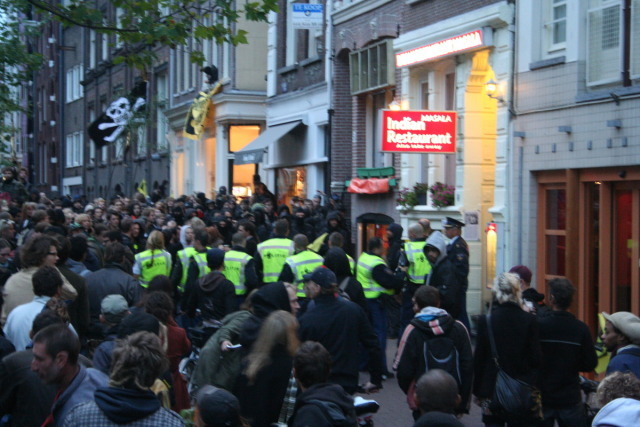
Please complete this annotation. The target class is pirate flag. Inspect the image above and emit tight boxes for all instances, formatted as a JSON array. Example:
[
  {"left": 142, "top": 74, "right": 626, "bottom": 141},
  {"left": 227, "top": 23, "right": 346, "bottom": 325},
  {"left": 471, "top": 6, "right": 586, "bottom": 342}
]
[
  {"left": 88, "top": 81, "right": 147, "bottom": 148},
  {"left": 184, "top": 65, "right": 222, "bottom": 140}
]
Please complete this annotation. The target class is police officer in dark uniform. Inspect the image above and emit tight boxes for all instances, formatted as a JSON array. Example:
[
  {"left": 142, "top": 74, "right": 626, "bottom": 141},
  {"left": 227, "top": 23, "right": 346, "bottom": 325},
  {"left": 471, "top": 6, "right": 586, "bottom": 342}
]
[{"left": 442, "top": 217, "right": 470, "bottom": 330}]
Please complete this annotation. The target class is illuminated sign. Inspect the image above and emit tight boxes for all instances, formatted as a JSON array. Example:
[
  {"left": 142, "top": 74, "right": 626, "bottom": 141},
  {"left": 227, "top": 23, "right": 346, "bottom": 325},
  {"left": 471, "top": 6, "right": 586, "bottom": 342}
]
[
  {"left": 396, "top": 30, "right": 486, "bottom": 68},
  {"left": 381, "top": 110, "right": 456, "bottom": 154}
]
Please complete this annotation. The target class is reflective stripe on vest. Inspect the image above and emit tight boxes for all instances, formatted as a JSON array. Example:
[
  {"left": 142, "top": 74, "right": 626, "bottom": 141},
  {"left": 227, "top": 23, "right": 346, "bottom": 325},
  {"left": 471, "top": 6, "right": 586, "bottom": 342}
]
[
  {"left": 347, "top": 255, "right": 355, "bottom": 275},
  {"left": 135, "top": 249, "right": 172, "bottom": 287},
  {"left": 192, "top": 252, "right": 211, "bottom": 278},
  {"left": 258, "top": 238, "right": 294, "bottom": 283},
  {"left": 223, "top": 250, "right": 252, "bottom": 295},
  {"left": 404, "top": 241, "right": 431, "bottom": 284},
  {"left": 286, "top": 250, "right": 324, "bottom": 296},
  {"left": 177, "top": 247, "right": 197, "bottom": 291},
  {"left": 356, "top": 252, "right": 387, "bottom": 299}
]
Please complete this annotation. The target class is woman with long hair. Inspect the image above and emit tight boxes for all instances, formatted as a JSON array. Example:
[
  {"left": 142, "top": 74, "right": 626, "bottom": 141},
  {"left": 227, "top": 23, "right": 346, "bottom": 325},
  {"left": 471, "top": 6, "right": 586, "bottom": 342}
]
[
  {"left": 235, "top": 310, "right": 300, "bottom": 427},
  {"left": 473, "top": 272, "right": 542, "bottom": 426},
  {"left": 133, "top": 230, "right": 172, "bottom": 288}
]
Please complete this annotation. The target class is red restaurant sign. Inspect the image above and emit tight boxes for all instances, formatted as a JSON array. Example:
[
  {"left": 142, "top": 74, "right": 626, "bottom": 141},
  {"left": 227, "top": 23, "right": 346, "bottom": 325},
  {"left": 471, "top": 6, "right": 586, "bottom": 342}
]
[{"left": 380, "top": 110, "right": 456, "bottom": 154}]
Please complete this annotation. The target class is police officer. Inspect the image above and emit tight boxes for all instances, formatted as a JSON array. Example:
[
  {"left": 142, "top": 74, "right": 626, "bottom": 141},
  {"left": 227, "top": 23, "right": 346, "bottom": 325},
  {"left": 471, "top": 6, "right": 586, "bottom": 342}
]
[
  {"left": 399, "top": 223, "right": 431, "bottom": 336},
  {"left": 182, "top": 228, "right": 211, "bottom": 304},
  {"left": 223, "top": 232, "right": 258, "bottom": 308},
  {"left": 279, "top": 234, "right": 323, "bottom": 303},
  {"left": 255, "top": 219, "right": 294, "bottom": 284},
  {"left": 356, "top": 236, "right": 404, "bottom": 377},
  {"left": 442, "top": 216, "right": 470, "bottom": 329},
  {"left": 132, "top": 230, "right": 172, "bottom": 288}
]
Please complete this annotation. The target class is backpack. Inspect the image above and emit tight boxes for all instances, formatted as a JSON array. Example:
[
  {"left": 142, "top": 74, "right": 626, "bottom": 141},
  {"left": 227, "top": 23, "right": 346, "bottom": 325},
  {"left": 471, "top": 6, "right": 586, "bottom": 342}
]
[
  {"left": 421, "top": 335, "right": 462, "bottom": 387},
  {"left": 307, "top": 399, "right": 357, "bottom": 427}
]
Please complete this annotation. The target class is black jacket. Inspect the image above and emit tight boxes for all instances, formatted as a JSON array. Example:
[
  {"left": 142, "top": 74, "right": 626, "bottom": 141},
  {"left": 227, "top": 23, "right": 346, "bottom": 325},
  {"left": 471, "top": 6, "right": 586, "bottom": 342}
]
[
  {"left": 473, "top": 302, "right": 542, "bottom": 399},
  {"left": 446, "top": 236, "right": 469, "bottom": 291},
  {"left": 323, "top": 247, "right": 367, "bottom": 314},
  {"left": 299, "top": 294, "right": 383, "bottom": 393},
  {"left": 396, "top": 308, "right": 473, "bottom": 413},
  {"left": 288, "top": 383, "right": 356, "bottom": 427},
  {"left": 186, "top": 271, "right": 236, "bottom": 322},
  {"left": 538, "top": 310, "right": 597, "bottom": 408},
  {"left": 413, "top": 411, "right": 464, "bottom": 427}
]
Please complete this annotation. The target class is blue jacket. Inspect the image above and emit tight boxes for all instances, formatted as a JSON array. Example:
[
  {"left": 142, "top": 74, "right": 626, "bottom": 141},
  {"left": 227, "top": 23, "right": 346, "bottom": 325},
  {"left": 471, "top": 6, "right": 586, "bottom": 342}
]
[
  {"left": 52, "top": 365, "right": 108, "bottom": 426},
  {"left": 607, "top": 345, "right": 640, "bottom": 378}
]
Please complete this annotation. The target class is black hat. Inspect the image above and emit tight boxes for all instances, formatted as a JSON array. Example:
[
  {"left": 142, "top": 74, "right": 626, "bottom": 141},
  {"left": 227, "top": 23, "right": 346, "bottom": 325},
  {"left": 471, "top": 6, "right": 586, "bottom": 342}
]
[
  {"left": 207, "top": 248, "right": 226, "bottom": 269},
  {"left": 443, "top": 217, "right": 465, "bottom": 228},
  {"left": 303, "top": 266, "right": 337, "bottom": 288},
  {"left": 195, "top": 385, "right": 241, "bottom": 427}
]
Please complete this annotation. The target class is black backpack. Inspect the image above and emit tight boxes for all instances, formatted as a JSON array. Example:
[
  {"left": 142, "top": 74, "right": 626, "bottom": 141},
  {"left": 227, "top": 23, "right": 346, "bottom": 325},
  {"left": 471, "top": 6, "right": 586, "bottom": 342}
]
[{"left": 420, "top": 334, "right": 462, "bottom": 387}]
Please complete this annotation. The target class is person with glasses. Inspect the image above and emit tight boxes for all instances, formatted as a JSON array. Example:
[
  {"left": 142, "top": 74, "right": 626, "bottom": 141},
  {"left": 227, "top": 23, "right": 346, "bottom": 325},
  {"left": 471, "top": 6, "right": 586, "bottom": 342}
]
[{"left": 1, "top": 235, "right": 77, "bottom": 325}]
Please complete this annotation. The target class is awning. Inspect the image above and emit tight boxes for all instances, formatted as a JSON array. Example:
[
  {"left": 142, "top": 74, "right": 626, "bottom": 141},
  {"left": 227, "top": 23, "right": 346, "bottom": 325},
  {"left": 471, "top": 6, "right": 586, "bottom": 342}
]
[
  {"left": 347, "top": 178, "right": 391, "bottom": 194},
  {"left": 234, "top": 120, "right": 303, "bottom": 165}
]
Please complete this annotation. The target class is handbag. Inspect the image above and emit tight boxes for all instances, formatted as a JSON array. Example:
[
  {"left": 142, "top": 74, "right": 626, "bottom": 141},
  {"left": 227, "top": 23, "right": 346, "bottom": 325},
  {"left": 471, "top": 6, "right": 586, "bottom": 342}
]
[{"left": 486, "top": 313, "right": 543, "bottom": 423}]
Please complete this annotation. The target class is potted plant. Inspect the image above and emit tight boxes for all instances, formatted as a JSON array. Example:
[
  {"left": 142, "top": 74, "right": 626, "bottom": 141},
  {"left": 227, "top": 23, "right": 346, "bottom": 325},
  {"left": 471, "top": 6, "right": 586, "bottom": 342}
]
[
  {"left": 397, "top": 187, "right": 418, "bottom": 211},
  {"left": 413, "top": 183, "right": 429, "bottom": 205},
  {"left": 429, "top": 182, "right": 455, "bottom": 208}
]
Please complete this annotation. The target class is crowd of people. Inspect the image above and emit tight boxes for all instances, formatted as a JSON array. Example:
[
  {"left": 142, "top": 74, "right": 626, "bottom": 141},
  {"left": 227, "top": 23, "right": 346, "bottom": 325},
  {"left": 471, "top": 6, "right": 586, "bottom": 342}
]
[{"left": 0, "top": 165, "right": 638, "bottom": 426}]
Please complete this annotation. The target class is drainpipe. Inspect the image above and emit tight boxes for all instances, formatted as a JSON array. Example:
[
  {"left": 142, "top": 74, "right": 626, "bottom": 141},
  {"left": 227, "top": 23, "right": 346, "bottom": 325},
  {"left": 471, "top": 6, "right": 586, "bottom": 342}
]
[{"left": 325, "top": 0, "right": 334, "bottom": 196}]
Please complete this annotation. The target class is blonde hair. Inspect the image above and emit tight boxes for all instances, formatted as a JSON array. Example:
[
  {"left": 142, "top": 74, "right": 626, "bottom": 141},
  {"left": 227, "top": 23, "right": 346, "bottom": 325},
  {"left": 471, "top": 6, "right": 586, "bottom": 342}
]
[
  {"left": 245, "top": 310, "right": 299, "bottom": 384},
  {"left": 492, "top": 272, "right": 522, "bottom": 305},
  {"left": 146, "top": 230, "right": 165, "bottom": 251}
]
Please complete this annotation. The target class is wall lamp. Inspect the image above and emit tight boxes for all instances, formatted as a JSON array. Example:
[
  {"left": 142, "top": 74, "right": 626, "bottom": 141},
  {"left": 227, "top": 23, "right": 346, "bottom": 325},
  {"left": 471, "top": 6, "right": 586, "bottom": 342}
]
[
  {"left": 485, "top": 79, "right": 505, "bottom": 104},
  {"left": 388, "top": 99, "right": 401, "bottom": 111}
]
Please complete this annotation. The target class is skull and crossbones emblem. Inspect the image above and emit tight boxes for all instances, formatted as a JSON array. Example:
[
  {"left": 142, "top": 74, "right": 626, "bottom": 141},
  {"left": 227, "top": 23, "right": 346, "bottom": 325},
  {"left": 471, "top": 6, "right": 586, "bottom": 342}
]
[{"left": 98, "top": 97, "right": 146, "bottom": 142}]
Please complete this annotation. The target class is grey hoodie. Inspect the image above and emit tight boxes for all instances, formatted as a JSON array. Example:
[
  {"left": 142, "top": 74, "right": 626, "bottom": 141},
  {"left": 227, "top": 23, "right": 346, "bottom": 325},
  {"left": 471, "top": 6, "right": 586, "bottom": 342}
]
[{"left": 425, "top": 231, "right": 447, "bottom": 265}]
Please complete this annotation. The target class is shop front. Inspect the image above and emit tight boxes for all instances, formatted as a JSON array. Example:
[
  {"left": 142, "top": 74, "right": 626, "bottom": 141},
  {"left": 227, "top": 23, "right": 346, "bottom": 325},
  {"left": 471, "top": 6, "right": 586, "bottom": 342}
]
[{"left": 535, "top": 167, "right": 640, "bottom": 331}]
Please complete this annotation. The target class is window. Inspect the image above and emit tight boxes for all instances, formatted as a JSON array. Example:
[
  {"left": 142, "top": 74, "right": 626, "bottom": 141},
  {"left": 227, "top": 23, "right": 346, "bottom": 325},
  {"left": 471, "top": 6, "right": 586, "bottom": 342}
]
[
  {"left": 350, "top": 40, "right": 394, "bottom": 95},
  {"left": 545, "top": 0, "right": 567, "bottom": 52},
  {"left": 100, "top": 101, "right": 108, "bottom": 163},
  {"left": 136, "top": 126, "right": 146, "bottom": 156},
  {"left": 65, "top": 65, "right": 84, "bottom": 103},
  {"left": 65, "top": 133, "right": 83, "bottom": 168},
  {"left": 173, "top": 35, "right": 197, "bottom": 94},
  {"left": 631, "top": 0, "right": 640, "bottom": 78},
  {"left": 587, "top": 0, "right": 622, "bottom": 85},
  {"left": 115, "top": 7, "right": 125, "bottom": 48},
  {"left": 285, "top": 0, "right": 323, "bottom": 66},
  {"left": 89, "top": 29, "right": 97, "bottom": 69},
  {"left": 101, "top": 19, "right": 109, "bottom": 61},
  {"left": 88, "top": 107, "right": 96, "bottom": 164},
  {"left": 156, "top": 75, "right": 169, "bottom": 151}
]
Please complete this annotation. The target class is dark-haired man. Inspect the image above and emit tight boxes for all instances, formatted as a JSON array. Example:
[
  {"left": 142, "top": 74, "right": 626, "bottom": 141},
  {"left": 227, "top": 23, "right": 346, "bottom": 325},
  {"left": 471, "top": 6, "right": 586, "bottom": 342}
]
[
  {"left": 442, "top": 217, "right": 470, "bottom": 329},
  {"left": 299, "top": 267, "right": 383, "bottom": 395},
  {"left": 31, "top": 324, "right": 107, "bottom": 425},
  {"left": 4, "top": 266, "right": 64, "bottom": 350},
  {"left": 256, "top": 219, "right": 294, "bottom": 284},
  {"left": 395, "top": 285, "right": 472, "bottom": 419},
  {"left": 356, "top": 237, "right": 404, "bottom": 377},
  {"left": 0, "top": 309, "right": 70, "bottom": 425},
  {"left": 186, "top": 248, "right": 236, "bottom": 325},
  {"left": 64, "top": 332, "right": 183, "bottom": 426},
  {"left": 538, "top": 278, "right": 597, "bottom": 426},
  {"left": 413, "top": 370, "right": 464, "bottom": 427},
  {"left": 601, "top": 310, "right": 640, "bottom": 378},
  {"left": 288, "top": 341, "right": 356, "bottom": 427},
  {"left": 86, "top": 242, "right": 141, "bottom": 337}
]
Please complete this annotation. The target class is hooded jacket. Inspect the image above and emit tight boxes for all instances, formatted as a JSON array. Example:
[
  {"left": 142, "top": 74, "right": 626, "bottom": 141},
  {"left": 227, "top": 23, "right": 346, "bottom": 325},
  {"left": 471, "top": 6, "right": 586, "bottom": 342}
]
[
  {"left": 395, "top": 307, "right": 473, "bottom": 413},
  {"left": 424, "top": 232, "right": 462, "bottom": 317},
  {"left": 386, "top": 223, "right": 404, "bottom": 271},
  {"left": 186, "top": 270, "right": 236, "bottom": 322},
  {"left": 62, "top": 387, "right": 183, "bottom": 426},
  {"left": 592, "top": 397, "right": 640, "bottom": 427},
  {"left": 323, "top": 247, "right": 367, "bottom": 313},
  {"left": 288, "top": 383, "right": 357, "bottom": 427},
  {"left": 238, "top": 282, "right": 292, "bottom": 350}
]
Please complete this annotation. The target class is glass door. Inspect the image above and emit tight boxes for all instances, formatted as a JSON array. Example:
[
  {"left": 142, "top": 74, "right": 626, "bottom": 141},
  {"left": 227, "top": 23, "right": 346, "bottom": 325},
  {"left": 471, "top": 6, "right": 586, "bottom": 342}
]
[{"left": 611, "top": 183, "right": 640, "bottom": 313}]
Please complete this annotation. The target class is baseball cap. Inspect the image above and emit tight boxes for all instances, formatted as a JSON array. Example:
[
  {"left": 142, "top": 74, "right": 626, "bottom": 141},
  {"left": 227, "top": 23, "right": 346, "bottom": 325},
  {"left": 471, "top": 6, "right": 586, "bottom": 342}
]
[
  {"left": 195, "top": 385, "right": 241, "bottom": 427},
  {"left": 603, "top": 312, "right": 640, "bottom": 345},
  {"left": 100, "top": 294, "right": 129, "bottom": 324},
  {"left": 303, "top": 266, "right": 337, "bottom": 288},
  {"left": 207, "top": 248, "right": 226, "bottom": 269}
]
